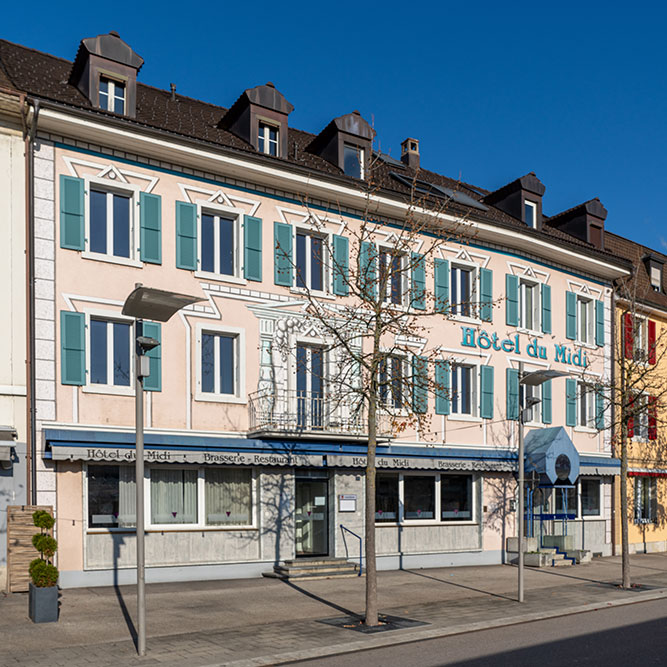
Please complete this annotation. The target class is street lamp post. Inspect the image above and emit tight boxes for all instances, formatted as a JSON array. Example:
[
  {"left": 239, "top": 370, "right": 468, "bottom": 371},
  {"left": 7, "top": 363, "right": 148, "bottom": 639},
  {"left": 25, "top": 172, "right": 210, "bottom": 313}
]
[
  {"left": 516, "top": 366, "right": 572, "bottom": 603},
  {"left": 122, "top": 284, "right": 203, "bottom": 656}
]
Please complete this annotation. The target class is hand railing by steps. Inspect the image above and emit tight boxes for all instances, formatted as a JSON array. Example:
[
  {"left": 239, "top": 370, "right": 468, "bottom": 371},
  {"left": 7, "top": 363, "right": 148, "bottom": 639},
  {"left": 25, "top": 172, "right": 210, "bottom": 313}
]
[{"left": 340, "top": 524, "right": 363, "bottom": 576}]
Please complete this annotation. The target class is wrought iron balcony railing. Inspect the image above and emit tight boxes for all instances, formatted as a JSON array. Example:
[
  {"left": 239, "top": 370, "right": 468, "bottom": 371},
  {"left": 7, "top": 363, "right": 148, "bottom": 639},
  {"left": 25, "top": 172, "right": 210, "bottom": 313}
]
[{"left": 248, "top": 389, "right": 390, "bottom": 439}]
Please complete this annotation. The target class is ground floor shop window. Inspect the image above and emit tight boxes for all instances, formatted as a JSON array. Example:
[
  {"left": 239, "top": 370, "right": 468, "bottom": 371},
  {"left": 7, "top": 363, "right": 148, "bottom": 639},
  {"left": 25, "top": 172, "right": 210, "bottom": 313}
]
[
  {"left": 86, "top": 464, "right": 254, "bottom": 530},
  {"left": 532, "top": 479, "right": 602, "bottom": 518},
  {"left": 554, "top": 487, "right": 578, "bottom": 517},
  {"left": 635, "top": 477, "right": 658, "bottom": 524},
  {"left": 375, "top": 472, "right": 477, "bottom": 524},
  {"left": 580, "top": 479, "right": 601, "bottom": 516}
]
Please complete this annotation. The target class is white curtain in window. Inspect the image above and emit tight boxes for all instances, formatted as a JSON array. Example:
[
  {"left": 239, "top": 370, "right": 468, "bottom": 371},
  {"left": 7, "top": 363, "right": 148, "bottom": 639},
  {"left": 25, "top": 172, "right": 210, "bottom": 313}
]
[
  {"left": 205, "top": 468, "right": 252, "bottom": 525},
  {"left": 118, "top": 466, "right": 136, "bottom": 527},
  {"left": 151, "top": 469, "right": 197, "bottom": 524}
]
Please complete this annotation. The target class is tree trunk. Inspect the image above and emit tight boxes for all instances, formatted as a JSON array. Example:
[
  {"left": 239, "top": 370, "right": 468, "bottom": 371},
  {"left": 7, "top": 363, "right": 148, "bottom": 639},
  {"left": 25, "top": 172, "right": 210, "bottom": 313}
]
[
  {"left": 620, "top": 425, "right": 631, "bottom": 589},
  {"left": 364, "top": 393, "right": 378, "bottom": 626}
]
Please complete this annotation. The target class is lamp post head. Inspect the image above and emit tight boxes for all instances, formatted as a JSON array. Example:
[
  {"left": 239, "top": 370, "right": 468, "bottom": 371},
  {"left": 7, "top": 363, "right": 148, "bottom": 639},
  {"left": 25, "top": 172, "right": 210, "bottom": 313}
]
[
  {"left": 123, "top": 285, "right": 204, "bottom": 322},
  {"left": 520, "top": 369, "right": 572, "bottom": 386}
]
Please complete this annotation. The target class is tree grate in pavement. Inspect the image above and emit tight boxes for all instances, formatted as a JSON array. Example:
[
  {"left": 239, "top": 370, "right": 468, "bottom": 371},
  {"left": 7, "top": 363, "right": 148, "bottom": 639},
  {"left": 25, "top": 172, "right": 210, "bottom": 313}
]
[{"left": 318, "top": 614, "right": 429, "bottom": 634}]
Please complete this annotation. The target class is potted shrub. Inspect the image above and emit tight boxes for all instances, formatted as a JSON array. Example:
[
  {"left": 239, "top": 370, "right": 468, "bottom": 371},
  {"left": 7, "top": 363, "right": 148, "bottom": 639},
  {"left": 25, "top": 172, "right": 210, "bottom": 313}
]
[{"left": 28, "top": 510, "right": 59, "bottom": 623}]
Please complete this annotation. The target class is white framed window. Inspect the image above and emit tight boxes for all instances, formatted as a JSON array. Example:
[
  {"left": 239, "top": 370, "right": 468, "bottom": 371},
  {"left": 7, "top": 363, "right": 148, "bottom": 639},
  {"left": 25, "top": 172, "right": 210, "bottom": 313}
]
[
  {"left": 520, "top": 382, "right": 542, "bottom": 424},
  {"left": 635, "top": 477, "right": 658, "bottom": 524},
  {"left": 84, "top": 177, "right": 141, "bottom": 266},
  {"left": 258, "top": 122, "right": 279, "bottom": 156},
  {"left": 99, "top": 76, "right": 126, "bottom": 114},
  {"left": 195, "top": 324, "right": 245, "bottom": 403},
  {"left": 519, "top": 278, "right": 540, "bottom": 331},
  {"left": 450, "top": 263, "right": 477, "bottom": 318},
  {"left": 375, "top": 472, "right": 477, "bottom": 525},
  {"left": 343, "top": 144, "right": 364, "bottom": 179},
  {"left": 379, "top": 249, "right": 407, "bottom": 306},
  {"left": 85, "top": 463, "right": 256, "bottom": 532},
  {"left": 295, "top": 230, "right": 327, "bottom": 292},
  {"left": 577, "top": 381, "right": 596, "bottom": 429},
  {"left": 577, "top": 295, "right": 594, "bottom": 344},
  {"left": 650, "top": 264, "right": 662, "bottom": 291},
  {"left": 632, "top": 392, "right": 649, "bottom": 441},
  {"left": 451, "top": 363, "right": 478, "bottom": 417},
  {"left": 195, "top": 202, "right": 244, "bottom": 283},
  {"left": 633, "top": 316, "right": 648, "bottom": 363},
  {"left": 295, "top": 343, "right": 327, "bottom": 429},
  {"left": 85, "top": 313, "right": 134, "bottom": 396},
  {"left": 524, "top": 200, "right": 537, "bottom": 228},
  {"left": 379, "top": 354, "right": 406, "bottom": 410}
]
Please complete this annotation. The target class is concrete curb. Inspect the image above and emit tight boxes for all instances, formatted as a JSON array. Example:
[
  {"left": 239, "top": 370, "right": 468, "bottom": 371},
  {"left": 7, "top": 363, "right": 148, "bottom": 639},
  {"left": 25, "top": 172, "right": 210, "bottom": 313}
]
[{"left": 210, "top": 587, "right": 667, "bottom": 667}]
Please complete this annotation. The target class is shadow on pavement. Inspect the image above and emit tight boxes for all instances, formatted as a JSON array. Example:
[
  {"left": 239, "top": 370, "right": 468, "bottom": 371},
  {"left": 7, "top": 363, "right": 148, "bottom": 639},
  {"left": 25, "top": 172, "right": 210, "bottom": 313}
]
[
  {"left": 404, "top": 569, "right": 516, "bottom": 602},
  {"left": 112, "top": 533, "right": 137, "bottom": 649},
  {"left": 282, "top": 580, "right": 362, "bottom": 619}
]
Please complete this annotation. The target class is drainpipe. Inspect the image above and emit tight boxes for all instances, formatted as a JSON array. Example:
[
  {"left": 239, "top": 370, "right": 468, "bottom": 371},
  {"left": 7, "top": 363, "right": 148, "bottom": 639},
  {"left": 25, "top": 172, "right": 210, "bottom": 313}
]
[{"left": 24, "top": 98, "right": 40, "bottom": 505}]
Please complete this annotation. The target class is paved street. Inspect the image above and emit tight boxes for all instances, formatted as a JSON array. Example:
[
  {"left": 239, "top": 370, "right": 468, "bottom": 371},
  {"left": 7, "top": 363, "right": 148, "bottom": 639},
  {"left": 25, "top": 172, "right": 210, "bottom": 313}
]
[
  {"left": 293, "top": 597, "right": 667, "bottom": 666},
  {"left": 2, "top": 554, "right": 667, "bottom": 666}
]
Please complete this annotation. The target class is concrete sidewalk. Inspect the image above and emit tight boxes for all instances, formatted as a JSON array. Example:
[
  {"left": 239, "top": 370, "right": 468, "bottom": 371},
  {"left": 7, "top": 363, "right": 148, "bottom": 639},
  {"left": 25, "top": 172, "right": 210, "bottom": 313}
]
[{"left": 2, "top": 553, "right": 667, "bottom": 667}]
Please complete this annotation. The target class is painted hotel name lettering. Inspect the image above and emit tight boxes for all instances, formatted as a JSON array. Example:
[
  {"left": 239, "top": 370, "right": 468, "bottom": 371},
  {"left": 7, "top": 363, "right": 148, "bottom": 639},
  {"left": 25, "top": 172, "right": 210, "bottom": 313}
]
[{"left": 460, "top": 327, "right": 589, "bottom": 367}]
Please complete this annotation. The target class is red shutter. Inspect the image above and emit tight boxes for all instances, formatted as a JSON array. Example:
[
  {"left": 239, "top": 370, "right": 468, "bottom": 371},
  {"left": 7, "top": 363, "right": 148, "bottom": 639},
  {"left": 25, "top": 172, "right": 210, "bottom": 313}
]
[
  {"left": 627, "top": 395, "right": 635, "bottom": 439},
  {"left": 648, "top": 396, "right": 657, "bottom": 440},
  {"left": 648, "top": 320, "right": 657, "bottom": 364},
  {"left": 623, "top": 313, "right": 634, "bottom": 360}
]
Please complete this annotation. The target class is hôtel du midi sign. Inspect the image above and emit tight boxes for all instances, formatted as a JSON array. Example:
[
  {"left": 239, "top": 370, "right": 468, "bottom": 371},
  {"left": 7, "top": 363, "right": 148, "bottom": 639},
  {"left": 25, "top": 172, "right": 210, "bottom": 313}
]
[{"left": 460, "top": 327, "right": 590, "bottom": 367}]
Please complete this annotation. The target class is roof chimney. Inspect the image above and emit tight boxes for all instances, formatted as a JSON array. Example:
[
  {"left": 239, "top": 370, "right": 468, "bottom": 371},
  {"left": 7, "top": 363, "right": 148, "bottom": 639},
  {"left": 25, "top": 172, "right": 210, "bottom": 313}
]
[
  {"left": 401, "top": 137, "right": 420, "bottom": 170},
  {"left": 170, "top": 83, "right": 177, "bottom": 101}
]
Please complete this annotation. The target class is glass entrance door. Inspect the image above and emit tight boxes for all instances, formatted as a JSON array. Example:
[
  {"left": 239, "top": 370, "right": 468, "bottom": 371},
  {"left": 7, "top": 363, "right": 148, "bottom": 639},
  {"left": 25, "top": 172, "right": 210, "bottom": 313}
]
[{"left": 295, "top": 478, "right": 329, "bottom": 557}]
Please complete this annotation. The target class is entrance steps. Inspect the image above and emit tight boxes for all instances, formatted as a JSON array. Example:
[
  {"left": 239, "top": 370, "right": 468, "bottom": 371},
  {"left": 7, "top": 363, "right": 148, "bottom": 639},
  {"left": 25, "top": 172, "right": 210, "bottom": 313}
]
[{"left": 263, "top": 557, "right": 361, "bottom": 581}]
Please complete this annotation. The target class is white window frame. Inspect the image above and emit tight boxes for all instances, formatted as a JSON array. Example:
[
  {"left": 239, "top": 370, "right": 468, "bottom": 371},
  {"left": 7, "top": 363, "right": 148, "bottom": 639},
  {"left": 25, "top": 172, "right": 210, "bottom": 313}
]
[
  {"left": 521, "top": 382, "right": 542, "bottom": 425},
  {"left": 195, "top": 323, "right": 246, "bottom": 404},
  {"left": 343, "top": 144, "right": 365, "bottom": 179},
  {"left": 83, "top": 308, "right": 135, "bottom": 397},
  {"left": 449, "top": 361, "right": 480, "bottom": 420},
  {"left": 576, "top": 295, "right": 595, "bottom": 345},
  {"left": 650, "top": 265, "right": 662, "bottom": 291},
  {"left": 632, "top": 391, "right": 649, "bottom": 441},
  {"left": 524, "top": 200, "right": 537, "bottom": 228},
  {"left": 293, "top": 227, "right": 330, "bottom": 295},
  {"left": 575, "top": 380, "right": 597, "bottom": 432},
  {"left": 449, "top": 260, "right": 479, "bottom": 321},
  {"left": 83, "top": 176, "right": 142, "bottom": 268},
  {"left": 633, "top": 316, "right": 649, "bottom": 364},
  {"left": 257, "top": 120, "right": 280, "bottom": 157},
  {"left": 518, "top": 278, "right": 541, "bottom": 333},
  {"left": 99, "top": 75, "right": 126, "bottom": 114},
  {"left": 194, "top": 201, "right": 246, "bottom": 285},
  {"left": 378, "top": 352, "right": 408, "bottom": 412},
  {"left": 378, "top": 247, "right": 408, "bottom": 307},
  {"left": 376, "top": 472, "right": 478, "bottom": 527}
]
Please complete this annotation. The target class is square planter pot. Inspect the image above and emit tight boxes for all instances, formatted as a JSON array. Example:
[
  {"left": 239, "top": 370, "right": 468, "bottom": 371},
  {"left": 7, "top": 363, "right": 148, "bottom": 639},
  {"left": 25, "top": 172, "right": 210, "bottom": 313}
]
[{"left": 28, "top": 583, "right": 59, "bottom": 623}]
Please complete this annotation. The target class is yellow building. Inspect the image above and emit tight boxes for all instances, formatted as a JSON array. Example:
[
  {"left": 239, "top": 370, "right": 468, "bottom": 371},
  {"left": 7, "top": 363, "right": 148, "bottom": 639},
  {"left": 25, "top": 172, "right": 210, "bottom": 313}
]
[{"left": 608, "top": 233, "right": 667, "bottom": 553}]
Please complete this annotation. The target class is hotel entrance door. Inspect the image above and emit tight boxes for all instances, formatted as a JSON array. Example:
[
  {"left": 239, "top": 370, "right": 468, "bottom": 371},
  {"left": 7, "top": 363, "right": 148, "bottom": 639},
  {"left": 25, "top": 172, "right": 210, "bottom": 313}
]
[{"left": 295, "top": 476, "right": 329, "bottom": 557}]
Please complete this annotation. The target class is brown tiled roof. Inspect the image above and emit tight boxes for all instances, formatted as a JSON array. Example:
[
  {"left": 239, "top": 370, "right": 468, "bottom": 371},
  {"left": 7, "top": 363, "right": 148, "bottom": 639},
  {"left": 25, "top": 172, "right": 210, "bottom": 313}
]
[
  {"left": 0, "top": 37, "right": 630, "bottom": 269},
  {"left": 605, "top": 232, "right": 667, "bottom": 312}
]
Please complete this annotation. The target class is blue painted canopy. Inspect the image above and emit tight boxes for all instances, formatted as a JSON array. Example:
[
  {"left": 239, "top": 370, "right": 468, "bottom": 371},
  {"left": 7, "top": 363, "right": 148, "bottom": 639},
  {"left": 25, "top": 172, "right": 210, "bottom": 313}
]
[{"left": 524, "top": 426, "right": 580, "bottom": 484}]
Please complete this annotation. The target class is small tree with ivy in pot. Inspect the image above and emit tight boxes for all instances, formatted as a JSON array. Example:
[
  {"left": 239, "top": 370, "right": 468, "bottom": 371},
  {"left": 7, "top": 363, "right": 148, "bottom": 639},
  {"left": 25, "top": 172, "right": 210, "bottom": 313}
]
[{"left": 28, "top": 510, "right": 59, "bottom": 623}]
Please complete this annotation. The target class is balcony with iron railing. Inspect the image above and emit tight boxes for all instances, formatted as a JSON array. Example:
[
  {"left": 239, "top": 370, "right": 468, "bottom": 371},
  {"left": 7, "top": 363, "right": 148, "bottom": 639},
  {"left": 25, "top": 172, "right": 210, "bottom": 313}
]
[{"left": 248, "top": 389, "right": 391, "bottom": 439}]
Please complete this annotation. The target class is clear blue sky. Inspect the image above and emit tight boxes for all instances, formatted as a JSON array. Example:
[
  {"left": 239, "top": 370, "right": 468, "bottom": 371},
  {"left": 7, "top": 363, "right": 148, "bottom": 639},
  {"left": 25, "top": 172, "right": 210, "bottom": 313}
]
[{"left": 4, "top": 1, "right": 665, "bottom": 252}]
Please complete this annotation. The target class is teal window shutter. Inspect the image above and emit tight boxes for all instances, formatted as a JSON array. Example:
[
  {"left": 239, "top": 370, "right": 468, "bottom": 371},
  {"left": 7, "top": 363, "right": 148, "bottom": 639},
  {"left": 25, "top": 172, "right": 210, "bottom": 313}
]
[
  {"left": 360, "top": 241, "right": 377, "bottom": 301},
  {"left": 332, "top": 234, "right": 349, "bottom": 296},
  {"left": 434, "top": 259, "right": 449, "bottom": 313},
  {"left": 140, "top": 192, "right": 162, "bottom": 264},
  {"left": 273, "top": 222, "right": 293, "bottom": 286},
  {"left": 435, "top": 360, "right": 450, "bottom": 415},
  {"left": 480, "top": 365, "right": 494, "bottom": 419},
  {"left": 410, "top": 252, "right": 426, "bottom": 310},
  {"left": 59, "top": 175, "right": 85, "bottom": 250},
  {"left": 541, "top": 284, "right": 552, "bottom": 334},
  {"left": 566, "top": 291, "right": 577, "bottom": 340},
  {"left": 243, "top": 215, "right": 262, "bottom": 282},
  {"left": 506, "top": 368, "right": 519, "bottom": 421},
  {"left": 175, "top": 201, "right": 197, "bottom": 270},
  {"left": 566, "top": 378, "right": 577, "bottom": 427},
  {"left": 60, "top": 311, "right": 86, "bottom": 386},
  {"left": 595, "top": 299, "right": 605, "bottom": 346},
  {"left": 506, "top": 274, "right": 519, "bottom": 326},
  {"left": 142, "top": 322, "right": 162, "bottom": 392},
  {"left": 480, "top": 268, "right": 493, "bottom": 322},
  {"left": 542, "top": 379, "right": 552, "bottom": 424},
  {"left": 412, "top": 355, "right": 428, "bottom": 414},
  {"left": 595, "top": 385, "right": 605, "bottom": 430}
]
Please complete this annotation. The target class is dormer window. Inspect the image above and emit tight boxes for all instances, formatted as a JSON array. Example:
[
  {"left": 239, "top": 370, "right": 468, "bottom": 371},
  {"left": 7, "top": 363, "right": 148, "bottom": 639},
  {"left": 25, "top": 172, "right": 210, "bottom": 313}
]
[
  {"left": 651, "top": 265, "right": 662, "bottom": 291},
  {"left": 642, "top": 255, "right": 664, "bottom": 293},
  {"left": 344, "top": 144, "right": 364, "bottom": 179},
  {"left": 258, "top": 122, "right": 279, "bottom": 156},
  {"left": 524, "top": 200, "right": 537, "bottom": 228},
  {"left": 99, "top": 77, "right": 126, "bottom": 114}
]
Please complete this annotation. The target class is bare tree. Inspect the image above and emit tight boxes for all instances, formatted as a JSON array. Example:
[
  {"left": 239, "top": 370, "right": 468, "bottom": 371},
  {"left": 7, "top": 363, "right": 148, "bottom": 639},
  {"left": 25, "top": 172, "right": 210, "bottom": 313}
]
[{"left": 268, "top": 155, "right": 482, "bottom": 625}]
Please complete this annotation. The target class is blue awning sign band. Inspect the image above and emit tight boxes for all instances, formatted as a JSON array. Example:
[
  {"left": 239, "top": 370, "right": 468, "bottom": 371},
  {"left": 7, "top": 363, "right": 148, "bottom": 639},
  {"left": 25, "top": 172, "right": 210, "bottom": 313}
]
[{"left": 327, "top": 454, "right": 515, "bottom": 472}]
